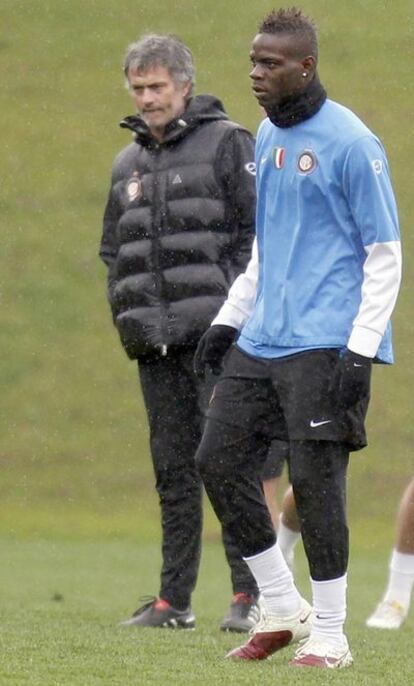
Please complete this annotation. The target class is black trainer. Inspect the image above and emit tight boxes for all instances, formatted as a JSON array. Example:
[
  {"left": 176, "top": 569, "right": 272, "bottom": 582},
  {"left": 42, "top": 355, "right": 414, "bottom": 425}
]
[
  {"left": 220, "top": 593, "right": 260, "bottom": 632},
  {"left": 121, "top": 596, "right": 195, "bottom": 629}
]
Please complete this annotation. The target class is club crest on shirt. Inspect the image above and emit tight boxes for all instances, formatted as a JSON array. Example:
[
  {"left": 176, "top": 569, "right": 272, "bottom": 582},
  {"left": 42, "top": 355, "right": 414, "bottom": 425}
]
[
  {"left": 244, "top": 162, "right": 256, "bottom": 176},
  {"left": 126, "top": 172, "right": 142, "bottom": 202},
  {"left": 272, "top": 147, "right": 285, "bottom": 169},
  {"left": 372, "top": 159, "right": 383, "bottom": 175},
  {"left": 297, "top": 149, "right": 318, "bottom": 175}
]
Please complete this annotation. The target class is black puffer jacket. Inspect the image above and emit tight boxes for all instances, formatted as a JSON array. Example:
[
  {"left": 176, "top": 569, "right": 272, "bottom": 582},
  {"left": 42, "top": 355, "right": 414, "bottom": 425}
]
[{"left": 99, "top": 95, "right": 256, "bottom": 359}]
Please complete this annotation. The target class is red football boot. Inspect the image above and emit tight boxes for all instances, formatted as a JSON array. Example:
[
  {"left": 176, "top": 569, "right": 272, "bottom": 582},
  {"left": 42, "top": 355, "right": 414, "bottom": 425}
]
[{"left": 226, "top": 597, "right": 312, "bottom": 660}]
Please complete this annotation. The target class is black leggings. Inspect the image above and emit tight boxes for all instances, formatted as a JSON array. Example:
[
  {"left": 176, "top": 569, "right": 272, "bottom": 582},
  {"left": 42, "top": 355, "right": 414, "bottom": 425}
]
[
  {"left": 196, "top": 416, "right": 349, "bottom": 581},
  {"left": 289, "top": 440, "right": 349, "bottom": 580},
  {"left": 138, "top": 349, "right": 258, "bottom": 608}
]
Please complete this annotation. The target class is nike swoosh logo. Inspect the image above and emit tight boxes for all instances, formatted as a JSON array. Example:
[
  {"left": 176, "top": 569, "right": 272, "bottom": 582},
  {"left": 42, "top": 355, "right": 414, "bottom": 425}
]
[
  {"left": 310, "top": 420, "right": 332, "bottom": 428},
  {"left": 353, "top": 363, "right": 363, "bottom": 367},
  {"left": 300, "top": 611, "right": 312, "bottom": 624}
]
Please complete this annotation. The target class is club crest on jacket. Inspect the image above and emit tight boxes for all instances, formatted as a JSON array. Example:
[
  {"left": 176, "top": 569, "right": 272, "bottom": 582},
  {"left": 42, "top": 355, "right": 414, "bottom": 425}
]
[{"left": 127, "top": 172, "right": 142, "bottom": 201}]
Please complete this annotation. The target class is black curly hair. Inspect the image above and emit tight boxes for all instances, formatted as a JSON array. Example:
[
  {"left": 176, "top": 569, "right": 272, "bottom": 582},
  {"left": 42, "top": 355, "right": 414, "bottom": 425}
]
[{"left": 258, "top": 7, "right": 318, "bottom": 61}]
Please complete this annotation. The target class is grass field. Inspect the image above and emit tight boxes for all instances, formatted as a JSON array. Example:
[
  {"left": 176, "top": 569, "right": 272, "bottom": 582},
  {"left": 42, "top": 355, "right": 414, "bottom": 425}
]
[
  {"left": 0, "top": 0, "right": 413, "bottom": 683},
  {"left": 1, "top": 539, "right": 413, "bottom": 685}
]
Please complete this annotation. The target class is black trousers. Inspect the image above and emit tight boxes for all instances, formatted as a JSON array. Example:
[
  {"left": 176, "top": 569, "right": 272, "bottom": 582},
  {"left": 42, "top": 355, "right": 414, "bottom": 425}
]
[
  {"left": 138, "top": 347, "right": 258, "bottom": 610},
  {"left": 196, "top": 347, "right": 354, "bottom": 581}
]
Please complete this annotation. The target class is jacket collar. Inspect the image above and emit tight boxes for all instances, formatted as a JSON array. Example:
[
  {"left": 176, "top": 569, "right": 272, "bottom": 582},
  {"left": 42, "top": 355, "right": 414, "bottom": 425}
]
[{"left": 120, "top": 94, "right": 229, "bottom": 147}]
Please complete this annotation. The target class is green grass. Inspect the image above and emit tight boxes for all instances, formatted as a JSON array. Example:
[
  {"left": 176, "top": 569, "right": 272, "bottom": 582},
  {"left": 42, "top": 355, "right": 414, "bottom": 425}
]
[
  {"left": 0, "top": 1, "right": 413, "bottom": 683},
  {"left": 1, "top": 539, "right": 413, "bottom": 685},
  {"left": 0, "top": 0, "right": 412, "bottom": 535}
]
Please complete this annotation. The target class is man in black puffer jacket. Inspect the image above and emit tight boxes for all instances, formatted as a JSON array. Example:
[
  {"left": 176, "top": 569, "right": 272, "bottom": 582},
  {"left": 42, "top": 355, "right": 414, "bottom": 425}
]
[{"left": 99, "top": 33, "right": 259, "bottom": 631}]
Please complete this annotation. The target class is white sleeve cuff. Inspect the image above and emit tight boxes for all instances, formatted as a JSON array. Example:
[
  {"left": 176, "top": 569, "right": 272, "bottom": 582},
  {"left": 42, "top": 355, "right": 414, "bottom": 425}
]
[
  {"left": 212, "top": 302, "right": 249, "bottom": 329},
  {"left": 347, "top": 325, "right": 383, "bottom": 358}
]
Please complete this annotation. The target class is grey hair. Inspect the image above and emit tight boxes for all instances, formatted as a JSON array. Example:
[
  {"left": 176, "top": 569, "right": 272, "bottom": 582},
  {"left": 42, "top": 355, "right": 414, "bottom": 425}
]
[{"left": 123, "top": 33, "right": 195, "bottom": 95}]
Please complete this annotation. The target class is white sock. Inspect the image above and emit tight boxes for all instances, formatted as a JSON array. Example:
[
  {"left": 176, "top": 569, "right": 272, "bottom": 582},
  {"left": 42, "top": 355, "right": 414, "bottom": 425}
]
[
  {"left": 384, "top": 550, "right": 414, "bottom": 610},
  {"left": 311, "top": 574, "right": 347, "bottom": 646},
  {"left": 277, "top": 514, "right": 301, "bottom": 566},
  {"left": 244, "top": 542, "right": 301, "bottom": 616}
]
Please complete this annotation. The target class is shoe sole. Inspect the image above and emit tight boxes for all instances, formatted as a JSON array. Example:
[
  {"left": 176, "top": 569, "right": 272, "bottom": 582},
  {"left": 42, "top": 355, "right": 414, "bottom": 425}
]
[
  {"left": 290, "top": 651, "right": 353, "bottom": 669},
  {"left": 121, "top": 617, "right": 195, "bottom": 629},
  {"left": 163, "top": 618, "right": 196, "bottom": 629},
  {"left": 220, "top": 623, "right": 253, "bottom": 633},
  {"left": 366, "top": 616, "right": 405, "bottom": 630}
]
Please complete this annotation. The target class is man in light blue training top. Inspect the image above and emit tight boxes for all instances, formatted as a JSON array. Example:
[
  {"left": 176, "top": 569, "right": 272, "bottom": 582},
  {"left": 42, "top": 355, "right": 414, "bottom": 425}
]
[{"left": 194, "top": 7, "right": 402, "bottom": 669}]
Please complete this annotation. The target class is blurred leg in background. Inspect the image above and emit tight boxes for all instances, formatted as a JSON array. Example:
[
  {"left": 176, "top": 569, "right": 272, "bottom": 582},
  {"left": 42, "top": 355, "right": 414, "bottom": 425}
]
[
  {"left": 366, "top": 477, "right": 414, "bottom": 630},
  {"left": 261, "top": 441, "right": 301, "bottom": 571}
]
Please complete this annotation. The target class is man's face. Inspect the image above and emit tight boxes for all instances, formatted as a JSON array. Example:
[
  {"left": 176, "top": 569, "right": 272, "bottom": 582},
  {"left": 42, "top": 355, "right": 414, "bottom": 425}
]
[
  {"left": 127, "top": 65, "right": 190, "bottom": 139},
  {"left": 249, "top": 32, "right": 312, "bottom": 108}
]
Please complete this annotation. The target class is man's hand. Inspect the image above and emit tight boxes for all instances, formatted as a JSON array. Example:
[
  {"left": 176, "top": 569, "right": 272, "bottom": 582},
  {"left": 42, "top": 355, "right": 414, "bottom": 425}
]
[
  {"left": 331, "top": 349, "right": 372, "bottom": 410},
  {"left": 193, "top": 325, "right": 238, "bottom": 378}
]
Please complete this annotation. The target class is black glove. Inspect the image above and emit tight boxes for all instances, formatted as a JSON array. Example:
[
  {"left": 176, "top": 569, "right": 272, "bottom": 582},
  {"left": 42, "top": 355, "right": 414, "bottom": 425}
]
[
  {"left": 331, "top": 348, "right": 372, "bottom": 410},
  {"left": 193, "top": 325, "right": 238, "bottom": 378}
]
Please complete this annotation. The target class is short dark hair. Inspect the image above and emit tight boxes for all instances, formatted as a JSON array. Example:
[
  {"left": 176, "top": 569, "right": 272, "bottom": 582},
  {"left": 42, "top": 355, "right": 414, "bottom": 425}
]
[
  {"left": 123, "top": 34, "right": 195, "bottom": 94},
  {"left": 258, "top": 7, "right": 318, "bottom": 62}
]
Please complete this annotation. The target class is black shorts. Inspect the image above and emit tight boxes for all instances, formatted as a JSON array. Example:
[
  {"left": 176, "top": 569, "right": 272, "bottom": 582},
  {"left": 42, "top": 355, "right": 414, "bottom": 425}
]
[
  {"left": 261, "top": 439, "right": 289, "bottom": 480},
  {"left": 207, "top": 346, "right": 369, "bottom": 451}
]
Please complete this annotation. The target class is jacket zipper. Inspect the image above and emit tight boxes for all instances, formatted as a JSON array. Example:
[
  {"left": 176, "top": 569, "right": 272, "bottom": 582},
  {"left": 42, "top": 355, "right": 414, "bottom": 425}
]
[{"left": 151, "top": 144, "right": 168, "bottom": 356}]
